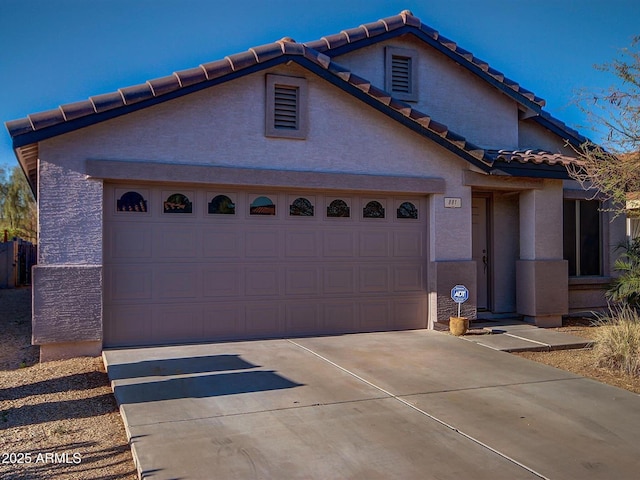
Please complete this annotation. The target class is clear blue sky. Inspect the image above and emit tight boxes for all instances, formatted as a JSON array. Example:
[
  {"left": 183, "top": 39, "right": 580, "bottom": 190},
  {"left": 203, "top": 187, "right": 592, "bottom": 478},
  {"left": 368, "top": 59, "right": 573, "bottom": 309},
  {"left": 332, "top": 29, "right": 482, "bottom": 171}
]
[{"left": 1, "top": 0, "right": 638, "bottom": 170}]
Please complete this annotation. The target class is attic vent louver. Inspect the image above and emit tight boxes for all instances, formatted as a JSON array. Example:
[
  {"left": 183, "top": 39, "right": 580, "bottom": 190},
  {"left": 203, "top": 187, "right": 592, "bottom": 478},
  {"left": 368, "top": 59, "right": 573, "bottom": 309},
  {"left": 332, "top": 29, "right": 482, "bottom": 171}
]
[
  {"left": 391, "top": 55, "right": 411, "bottom": 94},
  {"left": 274, "top": 85, "right": 298, "bottom": 130},
  {"left": 385, "top": 46, "right": 418, "bottom": 102}
]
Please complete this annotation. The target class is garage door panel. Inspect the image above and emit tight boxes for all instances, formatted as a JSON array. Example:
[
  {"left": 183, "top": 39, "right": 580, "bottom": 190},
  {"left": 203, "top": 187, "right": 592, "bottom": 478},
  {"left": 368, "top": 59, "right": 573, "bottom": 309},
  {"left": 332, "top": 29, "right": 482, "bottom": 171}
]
[
  {"left": 203, "top": 304, "right": 245, "bottom": 337},
  {"left": 393, "top": 297, "right": 427, "bottom": 329},
  {"left": 322, "top": 302, "right": 358, "bottom": 333},
  {"left": 108, "top": 265, "right": 153, "bottom": 301},
  {"left": 285, "top": 267, "right": 320, "bottom": 295},
  {"left": 107, "top": 224, "right": 152, "bottom": 260},
  {"left": 155, "top": 266, "right": 200, "bottom": 299},
  {"left": 245, "top": 230, "right": 280, "bottom": 258},
  {"left": 202, "top": 229, "right": 242, "bottom": 258},
  {"left": 323, "top": 230, "right": 356, "bottom": 257},
  {"left": 323, "top": 266, "right": 356, "bottom": 294},
  {"left": 393, "top": 264, "right": 425, "bottom": 292},
  {"left": 359, "top": 231, "right": 390, "bottom": 257},
  {"left": 285, "top": 230, "right": 319, "bottom": 258},
  {"left": 104, "top": 305, "right": 152, "bottom": 346},
  {"left": 360, "top": 300, "right": 391, "bottom": 330},
  {"left": 245, "top": 303, "right": 283, "bottom": 337},
  {"left": 359, "top": 266, "right": 390, "bottom": 292},
  {"left": 203, "top": 267, "right": 242, "bottom": 297},
  {"left": 152, "top": 305, "right": 203, "bottom": 343},
  {"left": 393, "top": 231, "right": 424, "bottom": 257},
  {"left": 155, "top": 225, "right": 200, "bottom": 259},
  {"left": 286, "top": 303, "right": 320, "bottom": 335},
  {"left": 245, "top": 267, "right": 280, "bottom": 296}
]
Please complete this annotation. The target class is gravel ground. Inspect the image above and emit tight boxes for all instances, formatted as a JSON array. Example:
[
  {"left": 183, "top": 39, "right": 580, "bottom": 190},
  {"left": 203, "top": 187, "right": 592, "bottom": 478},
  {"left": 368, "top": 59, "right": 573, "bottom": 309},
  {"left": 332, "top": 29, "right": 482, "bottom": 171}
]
[{"left": 0, "top": 288, "right": 137, "bottom": 480}]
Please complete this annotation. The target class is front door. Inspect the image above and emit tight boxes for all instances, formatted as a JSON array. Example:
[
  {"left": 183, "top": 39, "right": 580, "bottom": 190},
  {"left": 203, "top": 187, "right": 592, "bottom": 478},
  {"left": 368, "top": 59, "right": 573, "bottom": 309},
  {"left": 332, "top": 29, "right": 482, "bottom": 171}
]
[{"left": 472, "top": 196, "right": 489, "bottom": 310}]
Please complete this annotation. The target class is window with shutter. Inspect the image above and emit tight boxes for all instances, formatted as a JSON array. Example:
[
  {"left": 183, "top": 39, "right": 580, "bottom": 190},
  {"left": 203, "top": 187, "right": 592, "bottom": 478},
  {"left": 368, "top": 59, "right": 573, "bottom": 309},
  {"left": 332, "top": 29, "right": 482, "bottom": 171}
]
[
  {"left": 265, "top": 74, "right": 308, "bottom": 139},
  {"left": 385, "top": 47, "right": 418, "bottom": 102}
]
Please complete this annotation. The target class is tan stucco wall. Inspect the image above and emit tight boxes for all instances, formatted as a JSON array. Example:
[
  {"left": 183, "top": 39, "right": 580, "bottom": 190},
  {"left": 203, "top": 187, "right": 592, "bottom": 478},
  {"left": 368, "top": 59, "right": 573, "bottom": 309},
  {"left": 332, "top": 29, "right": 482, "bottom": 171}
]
[{"left": 335, "top": 35, "right": 519, "bottom": 149}]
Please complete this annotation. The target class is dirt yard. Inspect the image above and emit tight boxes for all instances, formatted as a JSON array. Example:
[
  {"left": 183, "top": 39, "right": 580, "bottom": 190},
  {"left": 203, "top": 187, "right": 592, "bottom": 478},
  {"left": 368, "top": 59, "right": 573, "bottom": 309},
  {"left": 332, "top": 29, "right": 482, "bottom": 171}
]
[
  {"left": 0, "top": 288, "right": 137, "bottom": 480},
  {"left": 1, "top": 289, "right": 639, "bottom": 479}
]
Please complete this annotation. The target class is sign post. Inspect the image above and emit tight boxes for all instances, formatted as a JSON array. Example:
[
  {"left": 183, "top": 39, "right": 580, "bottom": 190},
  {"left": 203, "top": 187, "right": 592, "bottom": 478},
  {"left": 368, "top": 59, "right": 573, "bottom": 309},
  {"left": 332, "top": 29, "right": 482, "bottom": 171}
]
[{"left": 450, "top": 284, "right": 469, "bottom": 318}]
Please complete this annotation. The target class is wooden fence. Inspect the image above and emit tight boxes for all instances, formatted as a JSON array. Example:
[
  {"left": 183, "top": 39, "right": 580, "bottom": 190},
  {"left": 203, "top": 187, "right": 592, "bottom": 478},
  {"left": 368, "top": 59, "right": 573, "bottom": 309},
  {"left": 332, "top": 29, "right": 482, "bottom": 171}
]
[{"left": 0, "top": 239, "right": 37, "bottom": 288}]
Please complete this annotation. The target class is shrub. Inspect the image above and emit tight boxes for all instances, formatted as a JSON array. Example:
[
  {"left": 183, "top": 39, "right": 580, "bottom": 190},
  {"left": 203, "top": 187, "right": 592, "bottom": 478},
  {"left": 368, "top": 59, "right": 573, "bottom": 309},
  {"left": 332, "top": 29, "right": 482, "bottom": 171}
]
[
  {"left": 593, "top": 305, "right": 640, "bottom": 376},
  {"left": 606, "top": 239, "right": 640, "bottom": 309}
]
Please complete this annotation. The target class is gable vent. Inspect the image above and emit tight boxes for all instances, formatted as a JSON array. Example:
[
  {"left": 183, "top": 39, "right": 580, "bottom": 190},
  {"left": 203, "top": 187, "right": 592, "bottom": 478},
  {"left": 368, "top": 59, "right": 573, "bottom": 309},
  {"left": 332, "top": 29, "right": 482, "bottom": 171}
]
[
  {"left": 391, "top": 55, "right": 411, "bottom": 94},
  {"left": 274, "top": 85, "right": 299, "bottom": 130}
]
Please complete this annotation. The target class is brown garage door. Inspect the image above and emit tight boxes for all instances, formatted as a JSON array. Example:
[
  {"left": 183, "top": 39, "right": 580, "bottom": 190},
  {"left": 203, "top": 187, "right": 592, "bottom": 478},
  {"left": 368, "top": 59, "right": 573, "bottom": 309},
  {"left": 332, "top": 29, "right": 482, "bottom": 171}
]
[{"left": 103, "top": 185, "right": 428, "bottom": 347}]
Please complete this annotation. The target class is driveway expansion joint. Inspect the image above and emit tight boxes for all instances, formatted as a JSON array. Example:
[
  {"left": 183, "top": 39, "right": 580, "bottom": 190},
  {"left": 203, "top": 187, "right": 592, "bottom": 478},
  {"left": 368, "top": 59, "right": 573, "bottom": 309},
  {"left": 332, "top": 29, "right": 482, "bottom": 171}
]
[{"left": 286, "top": 338, "right": 550, "bottom": 480}]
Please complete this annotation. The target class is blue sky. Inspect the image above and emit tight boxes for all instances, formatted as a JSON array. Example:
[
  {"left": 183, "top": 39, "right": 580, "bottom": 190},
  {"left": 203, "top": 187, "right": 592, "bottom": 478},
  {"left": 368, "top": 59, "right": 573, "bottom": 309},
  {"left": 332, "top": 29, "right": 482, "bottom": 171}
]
[{"left": 1, "top": 0, "right": 638, "bottom": 170}]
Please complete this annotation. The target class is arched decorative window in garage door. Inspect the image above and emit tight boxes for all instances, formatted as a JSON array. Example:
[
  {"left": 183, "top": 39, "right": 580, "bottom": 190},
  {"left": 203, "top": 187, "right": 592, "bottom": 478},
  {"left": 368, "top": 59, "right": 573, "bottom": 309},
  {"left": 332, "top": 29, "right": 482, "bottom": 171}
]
[
  {"left": 164, "top": 193, "right": 192, "bottom": 214},
  {"left": 250, "top": 196, "right": 276, "bottom": 216},
  {"left": 117, "top": 191, "right": 147, "bottom": 212},
  {"left": 209, "top": 195, "right": 235, "bottom": 215},
  {"left": 290, "top": 197, "right": 314, "bottom": 216},
  {"left": 397, "top": 201, "right": 418, "bottom": 219},
  {"left": 363, "top": 200, "right": 385, "bottom": 218},
  {"left": 327, "top": 199, "right": 350, "bottom": 218}
]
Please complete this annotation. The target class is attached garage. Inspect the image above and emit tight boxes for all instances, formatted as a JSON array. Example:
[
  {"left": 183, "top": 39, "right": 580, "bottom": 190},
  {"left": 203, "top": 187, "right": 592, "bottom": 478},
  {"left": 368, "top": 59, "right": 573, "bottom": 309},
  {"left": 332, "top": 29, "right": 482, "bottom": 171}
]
[{"left": 103, "top": 184, "right": 429, "bottom": 347}]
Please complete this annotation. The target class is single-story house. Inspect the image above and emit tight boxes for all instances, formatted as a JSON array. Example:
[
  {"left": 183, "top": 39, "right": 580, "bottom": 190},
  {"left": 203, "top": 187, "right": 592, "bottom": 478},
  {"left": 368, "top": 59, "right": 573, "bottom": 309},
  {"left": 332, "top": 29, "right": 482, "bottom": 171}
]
[{"left": 6, "top": 10, "right": 626, "bottom": 361}]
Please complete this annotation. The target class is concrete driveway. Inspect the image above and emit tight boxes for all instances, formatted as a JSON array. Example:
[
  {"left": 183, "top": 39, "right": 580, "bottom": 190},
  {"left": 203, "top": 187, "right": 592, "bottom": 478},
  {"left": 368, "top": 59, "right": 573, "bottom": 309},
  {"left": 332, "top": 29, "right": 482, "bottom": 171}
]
[{"left": 104, "top": 330, "right": 640, "bottom": 479}]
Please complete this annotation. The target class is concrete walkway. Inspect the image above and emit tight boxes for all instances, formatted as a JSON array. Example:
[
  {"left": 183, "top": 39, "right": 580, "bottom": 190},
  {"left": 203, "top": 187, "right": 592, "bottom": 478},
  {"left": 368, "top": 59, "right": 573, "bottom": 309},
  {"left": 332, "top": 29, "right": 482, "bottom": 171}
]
[
  {"left": 464, "top": 320, "right": 592, "bottom": 352},
  {"left": 104, "top": 330, "right": 640, "bottom": 480}
]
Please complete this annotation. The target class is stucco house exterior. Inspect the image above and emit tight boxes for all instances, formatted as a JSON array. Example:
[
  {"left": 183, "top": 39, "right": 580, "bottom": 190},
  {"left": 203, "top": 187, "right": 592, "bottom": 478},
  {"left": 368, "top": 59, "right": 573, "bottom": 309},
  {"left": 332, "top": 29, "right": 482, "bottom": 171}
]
[{"left": 6, "top": 10, "right": 626, "bottom": 361}]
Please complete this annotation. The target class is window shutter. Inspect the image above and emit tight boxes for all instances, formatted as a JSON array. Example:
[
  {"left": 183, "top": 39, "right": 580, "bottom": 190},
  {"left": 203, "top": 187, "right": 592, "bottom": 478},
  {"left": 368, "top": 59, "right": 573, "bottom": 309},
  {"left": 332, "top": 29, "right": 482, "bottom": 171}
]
[
  {"left": 391, "top": 55, "right": 411, "bottom": 94},
  {"left": 274, "top": 85, "right": 298, "bottom": 130}
]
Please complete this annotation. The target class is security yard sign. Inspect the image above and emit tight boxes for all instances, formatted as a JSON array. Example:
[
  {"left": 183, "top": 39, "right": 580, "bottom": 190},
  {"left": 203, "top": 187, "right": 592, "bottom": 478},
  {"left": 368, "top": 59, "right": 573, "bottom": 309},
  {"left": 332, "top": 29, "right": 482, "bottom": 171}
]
[{"left": 450, "top": 284, "right": 469, "bottom": 317}]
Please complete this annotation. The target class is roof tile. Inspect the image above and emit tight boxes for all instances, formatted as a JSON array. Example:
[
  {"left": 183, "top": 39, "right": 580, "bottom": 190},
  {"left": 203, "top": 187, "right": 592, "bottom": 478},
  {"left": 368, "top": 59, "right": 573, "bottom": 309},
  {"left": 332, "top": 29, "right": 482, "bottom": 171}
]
[
  {"left": 250, "top": 42, "right": 285, "bottom": 63},
  {"left": 368, "top": 85, "right": 392, "bottom": 105},
  {"left": 342, "top": 26, "right": 367, "bottom": 43},
  {"left": 454, "top": 46, "right": 474, "bottom": 61},
  {"left": 438, "top": 35, "right": 457, "bottom": 50},
  {"left": 327, "top": 62, "right": 352, "bottom": 82},
  {"left": 201, "top": 58, "right": 233, "bottom": 80},
  {"left": 60, "top": 100, "right": 96, "bottom": 121},
  {"left": 361, "top": 20, "right": 387, "bottom": 37},
  {"left": 280, "top": 41, "right": 305, "bottom": 55},
  {"left": 487, "top": 67, "right": 504, "bottom": 82},
  {"left": 147, "top": 75, "right": 181, "bottom": 97},
  {"left": 119, "top": 83, "right": 154, "bottom": 105},
  {"left": 322, "top": 32, "right": 349, "bottom": 49},
  {"left": 303, "top": 48, "right": 330, "bottom": 69},
  {"left": 90, "top": 92, "right": 125, "bottom": 113},
  {"left": 348, "top": 74, "right": 371, "bottom": 93},
  {"left": 174, "top": 66, "right": 207, "bottom": 87},
  {"left": 28, "top": 109, "right": 66, "bottom": 130},
  {"left": 400, "top": 11, "right": 421, "bottom": 28},
  {"left": 428, "top": 119, "right": 448, "bottom": 136},
  {"left": 409, "top": 110, "right": 431, "bottom": 128},
  {"left": 388, "top": 98, "right": 412, "bottom": 116},
  {"left": 226, "top": 50, "right": 258, "bottom": 71},
  {"left": 5, "top": 118, "right": 34, "bottom": 137},
  {"left": 381, "top": 14, "right": 405, "bottom": 32},
  {"left": 303, "top": 38, "right": 330, "bottom": 52}
]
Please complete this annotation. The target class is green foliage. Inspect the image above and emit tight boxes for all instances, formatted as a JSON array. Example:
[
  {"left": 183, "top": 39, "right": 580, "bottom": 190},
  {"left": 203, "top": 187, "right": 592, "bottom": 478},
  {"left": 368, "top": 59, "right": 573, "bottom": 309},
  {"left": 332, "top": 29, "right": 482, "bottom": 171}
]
[
  {"left": 0, "top": 165, "right": 36, "bottom": 243},
  {"left": 593, "top": 305, "right": 640, "bottom": 377},
  {"left": 607, "top": 239, "right": 640, "bottom": 308}
]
